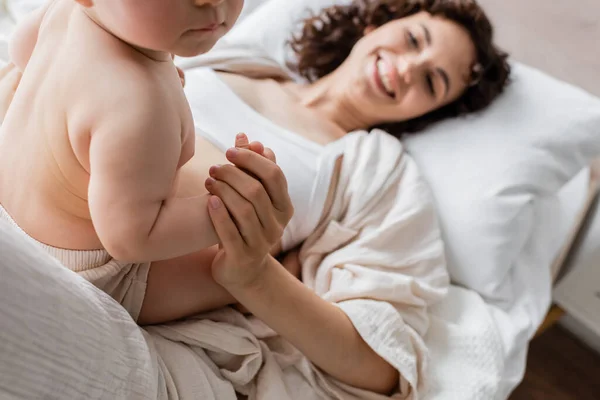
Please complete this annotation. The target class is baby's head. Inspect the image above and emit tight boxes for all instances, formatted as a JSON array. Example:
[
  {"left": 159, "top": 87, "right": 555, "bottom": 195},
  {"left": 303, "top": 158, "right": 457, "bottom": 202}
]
[{"left": 75, "top": 0, "right": 244, "bottom": 57}]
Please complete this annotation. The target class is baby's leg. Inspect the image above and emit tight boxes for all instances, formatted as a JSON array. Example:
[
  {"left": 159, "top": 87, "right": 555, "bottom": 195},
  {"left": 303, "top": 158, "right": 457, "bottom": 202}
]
[{"left": 138, "top": 246, "right": 235, "bottom": 325}]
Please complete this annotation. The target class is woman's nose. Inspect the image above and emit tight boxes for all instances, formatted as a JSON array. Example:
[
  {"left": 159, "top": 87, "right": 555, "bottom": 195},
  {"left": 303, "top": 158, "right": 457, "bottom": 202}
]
[
  {"left": 396, "top": 57, "right": 418, "bottom": 86},
  {"left": 195, "top": 0, "right": 224, "bottom": 6}
]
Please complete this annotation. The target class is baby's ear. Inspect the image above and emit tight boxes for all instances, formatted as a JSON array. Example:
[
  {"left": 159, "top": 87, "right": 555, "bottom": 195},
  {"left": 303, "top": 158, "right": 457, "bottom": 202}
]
[{"left": 74, "top": 0, "right": 94, "bottom": 7}]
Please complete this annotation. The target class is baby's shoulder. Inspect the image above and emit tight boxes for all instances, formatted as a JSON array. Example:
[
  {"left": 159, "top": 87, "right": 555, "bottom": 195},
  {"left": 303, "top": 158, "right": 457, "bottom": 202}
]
[
  {"left": 82, "top": 64, "right": 179, "bottom": 132},
  {"left": 109, "top": 64, "right": 172, "bottom": 110}
]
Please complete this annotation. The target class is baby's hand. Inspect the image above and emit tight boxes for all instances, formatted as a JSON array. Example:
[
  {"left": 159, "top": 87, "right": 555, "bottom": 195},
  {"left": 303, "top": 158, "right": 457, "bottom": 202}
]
[
  {"left": 205, "top": 144, "right": 293, "bottom": 289},
  {"left": 233, "top": 132, "right": 274, "bottom": 162}
]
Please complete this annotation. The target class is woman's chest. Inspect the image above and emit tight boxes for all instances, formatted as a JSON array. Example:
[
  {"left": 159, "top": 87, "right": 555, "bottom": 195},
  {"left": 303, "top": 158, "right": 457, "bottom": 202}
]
[
  {"left": 184, "top": 69, "right": 346, "bottom": 251},
  {"left": 217, "top": 73, "right": 343, "bottom": 146}
]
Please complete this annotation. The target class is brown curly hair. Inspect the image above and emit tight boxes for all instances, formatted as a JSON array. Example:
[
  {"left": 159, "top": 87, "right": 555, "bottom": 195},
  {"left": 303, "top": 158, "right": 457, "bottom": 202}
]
[{"left": 289, "top": 0, "right": 510, "bottom": 138}]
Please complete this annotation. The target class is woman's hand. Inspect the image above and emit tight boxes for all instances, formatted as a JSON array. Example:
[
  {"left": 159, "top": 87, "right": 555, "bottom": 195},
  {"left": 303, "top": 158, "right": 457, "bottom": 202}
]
[
  {"left": 205, "top": 143, "right": 294, "bottom": 289},
  {"left": 206, "top": 138, "right": 397, "bottom": 394},
  {"left": 0, "top": 63, "right": 22, "bottom": 124}
]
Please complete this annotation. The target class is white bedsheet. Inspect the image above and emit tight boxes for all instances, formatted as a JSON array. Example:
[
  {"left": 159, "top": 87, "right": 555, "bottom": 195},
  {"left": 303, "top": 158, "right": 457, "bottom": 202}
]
[
  {"left": 0, "top": 3, "right": 559, "bottom": 399},
  {"left": 0, "top": 217, "right": 505, "bottom": 400}
]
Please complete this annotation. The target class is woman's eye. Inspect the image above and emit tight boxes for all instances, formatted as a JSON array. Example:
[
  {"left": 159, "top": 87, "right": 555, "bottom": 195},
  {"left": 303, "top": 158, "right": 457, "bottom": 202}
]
[
  {"left": 407, "top": 31, "right": 419, "bottom": 49},
  {"left": 426, "top": 73, "right": 435, "bottom": 97}
]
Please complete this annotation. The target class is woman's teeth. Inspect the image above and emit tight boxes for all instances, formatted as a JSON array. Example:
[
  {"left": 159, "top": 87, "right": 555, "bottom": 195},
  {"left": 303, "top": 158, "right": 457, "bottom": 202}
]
[{"left": 377, "top": 59, "right": 395, "bottom": 98}]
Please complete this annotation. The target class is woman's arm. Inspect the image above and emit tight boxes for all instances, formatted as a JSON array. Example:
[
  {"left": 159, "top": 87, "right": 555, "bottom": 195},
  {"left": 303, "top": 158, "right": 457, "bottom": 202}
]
[
  {"left": 206, "top": 155, "right": 399, "bottom": 395},
  {"left": 229, "top": 256, "right": 398, "bottom": 394},
  {"left": 137, "top": 245, "right": 301, "bottom": 325}
]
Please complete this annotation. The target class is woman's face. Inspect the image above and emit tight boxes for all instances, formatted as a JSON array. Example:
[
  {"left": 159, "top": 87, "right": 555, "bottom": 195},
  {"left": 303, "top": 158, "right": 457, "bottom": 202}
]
[{"left": 335, "top": 12, "right": 477, "bottom": 126}]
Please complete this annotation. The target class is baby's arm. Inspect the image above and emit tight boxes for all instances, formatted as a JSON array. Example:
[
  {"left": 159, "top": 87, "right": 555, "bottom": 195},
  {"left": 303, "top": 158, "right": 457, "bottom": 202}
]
[
  {"left": 88, "top": 91, "right": 218, "bottom": 262},
  {"left": 137, "top": 134, "right": 271, "bottom": 325},
  {"left": 9, "top": 1, "right": 54, "bottom": 71}
]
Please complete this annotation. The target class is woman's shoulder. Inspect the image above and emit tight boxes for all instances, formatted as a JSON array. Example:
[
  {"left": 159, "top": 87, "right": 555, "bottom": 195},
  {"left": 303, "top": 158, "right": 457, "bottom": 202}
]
[
  {"left": 343, "top": 129, "right": 406, "bottom": 158},
  {"left": 177, "top": 41, "right": 292, "bottom": 82}
]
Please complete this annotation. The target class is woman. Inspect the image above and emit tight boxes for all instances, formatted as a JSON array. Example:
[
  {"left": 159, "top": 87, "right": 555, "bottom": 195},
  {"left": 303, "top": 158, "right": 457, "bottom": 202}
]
[
  {"left": 0, "top": 0, "right": 510, "bottom": 398},
  {"left": 143, "top": 0, "right": 509, "bottom": 396}
]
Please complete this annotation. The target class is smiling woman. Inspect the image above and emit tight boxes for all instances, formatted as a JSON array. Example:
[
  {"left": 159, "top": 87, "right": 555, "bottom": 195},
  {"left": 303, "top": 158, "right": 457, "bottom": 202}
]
[
  {"left": 290, "top": 0, "right": 510, "bottom": 136},
  {"left": 356, "top": 12, "right": 475, "bottom": 114}
]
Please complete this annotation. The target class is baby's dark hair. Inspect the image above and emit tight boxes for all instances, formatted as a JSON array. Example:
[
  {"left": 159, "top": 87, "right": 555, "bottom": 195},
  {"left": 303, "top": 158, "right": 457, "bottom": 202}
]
[{"left": 289, "top": 0, "right": 510, "bottom": 138}]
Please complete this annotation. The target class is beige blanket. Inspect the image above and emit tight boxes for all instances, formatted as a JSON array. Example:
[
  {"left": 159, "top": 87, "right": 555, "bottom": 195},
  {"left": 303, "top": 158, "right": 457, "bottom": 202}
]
[{"left": 137, "top": 66, "right": 449, "bottom": 396}]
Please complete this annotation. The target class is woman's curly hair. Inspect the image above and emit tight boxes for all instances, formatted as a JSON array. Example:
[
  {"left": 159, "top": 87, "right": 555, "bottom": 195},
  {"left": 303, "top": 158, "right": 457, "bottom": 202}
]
[{"left": 289, "top": 0, "right": 510, "bottom": 137}]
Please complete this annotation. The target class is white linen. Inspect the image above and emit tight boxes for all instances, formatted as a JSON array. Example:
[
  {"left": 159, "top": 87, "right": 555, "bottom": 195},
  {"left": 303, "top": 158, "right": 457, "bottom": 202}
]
[
  {"left": 137, "top": 129, "right": 506, "bottom": 400},
  {"left": 0, "top": 221, "right": 163, "bottom": 400},
  {"left": 299, "top": 129, "right": 508, "bottom": 399},
  {"left": 0, "top": 129, "right": 508, "bottom": 400},
  {"left": 0, "top": 226, "right": 508, "bottom": 400},
  {"left": 403, "top": 64, "right": 600, "bottom": 304}
]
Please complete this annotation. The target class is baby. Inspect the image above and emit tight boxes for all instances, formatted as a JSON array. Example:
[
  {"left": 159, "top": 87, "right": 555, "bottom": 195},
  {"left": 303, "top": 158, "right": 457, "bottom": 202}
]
[{"left": 0, "top": 0, "right": 287, "bottom": 323}]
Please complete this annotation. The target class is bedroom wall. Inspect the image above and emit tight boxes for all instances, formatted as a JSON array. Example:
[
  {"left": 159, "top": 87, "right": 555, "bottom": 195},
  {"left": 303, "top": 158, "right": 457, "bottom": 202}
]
[{"left": 478, "top": 0, "right": 600, "bottom": 97}]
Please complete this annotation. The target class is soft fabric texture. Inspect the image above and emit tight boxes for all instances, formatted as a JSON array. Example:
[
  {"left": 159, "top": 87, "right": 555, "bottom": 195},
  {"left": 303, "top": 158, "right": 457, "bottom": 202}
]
[
  {"left": 298, "top": 129, "right": 450, "bottom": 397},
  {"left": 403, "top": 64, "right": 600, "bottom": 303},
  {"left": 0, "top": 204, "right": 151, "bottom": 321},
  {"left": 0, "top": 127, "right": 509, "bottom": 399},
  {"left": 0, "top": 221, "right": 162, "bottom": 400},
  {"left": 143, "top": 129, "right": 452, "bottom": 400},
  {"left": 217, "top": 0, "right": 600, "bottom": 306}
]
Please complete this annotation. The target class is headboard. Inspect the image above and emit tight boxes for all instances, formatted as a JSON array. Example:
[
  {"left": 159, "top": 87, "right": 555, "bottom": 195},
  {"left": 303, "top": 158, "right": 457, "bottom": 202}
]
[{"left": 478, "top": 0, "right": 600, "bottom": 97}]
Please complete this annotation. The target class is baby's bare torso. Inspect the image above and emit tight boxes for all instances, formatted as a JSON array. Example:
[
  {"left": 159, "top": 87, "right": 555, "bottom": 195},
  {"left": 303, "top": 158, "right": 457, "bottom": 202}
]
[{"left": 0, "top": 0, "right": 222, "bottom": 250}]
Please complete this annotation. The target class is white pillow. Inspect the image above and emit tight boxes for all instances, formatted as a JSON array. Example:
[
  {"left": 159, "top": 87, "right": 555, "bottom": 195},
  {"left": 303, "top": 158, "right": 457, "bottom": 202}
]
[
  {"left": 224, "top": 0, "right": 600, "bottom": 303},
  {"left": 223, "top": 0, "right": 353, "bottom": 78},
  {"left": 402, "top": 65, "right": 600, "bottom": 301}
]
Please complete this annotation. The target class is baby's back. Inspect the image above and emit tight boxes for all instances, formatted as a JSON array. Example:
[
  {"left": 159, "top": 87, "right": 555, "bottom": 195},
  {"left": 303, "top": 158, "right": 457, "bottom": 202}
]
[{"left": 0, "top": 0, "right": 192, "bottom": 250}]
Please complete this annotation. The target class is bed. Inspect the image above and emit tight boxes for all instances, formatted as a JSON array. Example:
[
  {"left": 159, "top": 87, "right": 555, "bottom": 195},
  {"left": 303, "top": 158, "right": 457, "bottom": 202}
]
[
  {"left": 0, "top": 1, "right": 598, "bottom": 399},
  {"left": 472, "top": 0, "right": 600, "bottom": 336}
]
